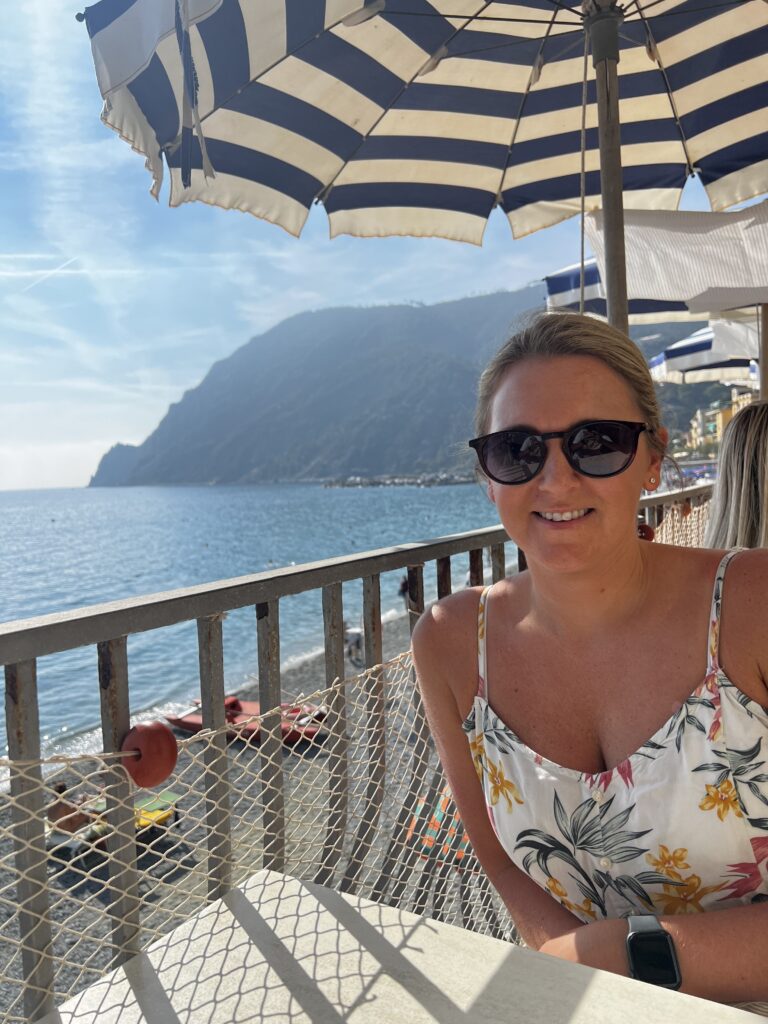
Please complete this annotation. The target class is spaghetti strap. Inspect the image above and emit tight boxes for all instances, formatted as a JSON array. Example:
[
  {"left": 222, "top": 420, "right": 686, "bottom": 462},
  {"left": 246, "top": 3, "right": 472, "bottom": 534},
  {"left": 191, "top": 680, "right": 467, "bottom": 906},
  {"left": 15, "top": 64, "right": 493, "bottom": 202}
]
[
  {"left": 476, "top": 586, "right": 491, "bottom": 700},
  {"left": 706, "top": 549, "right": 742, "bottom": 675}
]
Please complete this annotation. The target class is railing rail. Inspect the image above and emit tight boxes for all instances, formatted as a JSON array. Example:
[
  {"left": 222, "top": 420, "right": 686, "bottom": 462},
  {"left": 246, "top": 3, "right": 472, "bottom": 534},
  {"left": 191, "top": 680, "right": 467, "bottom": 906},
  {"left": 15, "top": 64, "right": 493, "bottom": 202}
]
[{"left": 0, "top": 483, "right": 712, "bottom": 1022}]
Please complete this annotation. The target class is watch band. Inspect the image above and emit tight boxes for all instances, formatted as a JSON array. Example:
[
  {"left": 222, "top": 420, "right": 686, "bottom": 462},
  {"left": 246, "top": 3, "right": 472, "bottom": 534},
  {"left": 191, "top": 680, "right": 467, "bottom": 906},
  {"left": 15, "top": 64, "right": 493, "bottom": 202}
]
[{"left": 627, "top": 914, "right": 665, "bottom": 935}]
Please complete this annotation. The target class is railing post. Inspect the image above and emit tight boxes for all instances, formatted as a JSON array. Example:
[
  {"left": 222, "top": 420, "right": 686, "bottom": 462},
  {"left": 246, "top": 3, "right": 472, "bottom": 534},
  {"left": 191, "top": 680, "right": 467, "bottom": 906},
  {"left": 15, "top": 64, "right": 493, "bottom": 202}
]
[
  {"left": 197, "top": 615, "right": 232, "bottom": 899},
  {"left": 316, "top": 582, "right": 348, "bottom": 885},
  {"left": 98, "top": 637, "right": 141, "bottom": 965},
  {"left": 469, "top": 548, "right": 484, "bottom": 586},
  {"left": 490, "top": 543, "right": 506, "bottom": 583},
  {"left": 436, "top": 555, "right": 452, "bottom": 599},
  {"left": 256, "top": 600, "right": 285, "bottom": 872},
  {"left": 406, "top": 563, "right": 424, "bottom": 633},
  {"left": 341, "top": 574, "right": 385, "bottom": 892},
  {"left": 5, "top": 661, "right": 55, "bottom": 1021}
]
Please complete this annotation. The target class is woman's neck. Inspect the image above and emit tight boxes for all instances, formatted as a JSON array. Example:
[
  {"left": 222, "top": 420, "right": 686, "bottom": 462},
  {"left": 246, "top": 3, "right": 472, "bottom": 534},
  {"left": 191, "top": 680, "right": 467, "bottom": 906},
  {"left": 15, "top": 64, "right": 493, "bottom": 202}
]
[{"left": 524, "top": 540, "right": 654, "bottom": 641}]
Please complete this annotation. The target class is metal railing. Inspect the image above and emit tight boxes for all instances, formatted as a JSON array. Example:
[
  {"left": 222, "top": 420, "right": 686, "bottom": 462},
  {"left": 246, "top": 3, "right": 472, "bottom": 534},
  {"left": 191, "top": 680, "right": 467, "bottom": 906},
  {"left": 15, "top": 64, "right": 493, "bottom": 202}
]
[{"left": 0, "top": 483, "right": 712, "bottom": 1021}]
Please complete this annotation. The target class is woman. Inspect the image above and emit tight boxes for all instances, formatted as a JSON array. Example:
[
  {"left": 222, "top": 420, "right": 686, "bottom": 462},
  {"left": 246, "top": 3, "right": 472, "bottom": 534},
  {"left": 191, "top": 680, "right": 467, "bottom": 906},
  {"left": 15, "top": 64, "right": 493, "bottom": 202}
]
[
  {"left": 412, "top": 313, "right": 768, "bottom": 1008},
  {"left": 704, "top": 401, "right": 768, "bottom": 549}
]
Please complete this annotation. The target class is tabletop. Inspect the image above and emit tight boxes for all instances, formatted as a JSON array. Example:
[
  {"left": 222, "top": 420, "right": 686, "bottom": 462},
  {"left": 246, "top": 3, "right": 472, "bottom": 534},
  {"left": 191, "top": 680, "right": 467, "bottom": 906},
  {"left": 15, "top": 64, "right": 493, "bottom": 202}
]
[{"left": 38, "top": 869, "right": 763, "bottom": 1023}]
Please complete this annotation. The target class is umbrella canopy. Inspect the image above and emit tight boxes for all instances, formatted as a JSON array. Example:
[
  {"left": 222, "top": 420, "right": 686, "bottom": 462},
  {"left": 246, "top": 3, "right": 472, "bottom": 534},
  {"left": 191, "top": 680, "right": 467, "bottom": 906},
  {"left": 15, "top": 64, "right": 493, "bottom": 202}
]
[
  {"left": 544, "top": 257, "right": 693, "bottom": 323},
  {"left": 83, "top": 0, "right": 768, "bottom": 252},
  {"left": 649, "top": 321, "right": 760, "bottom": 385}
]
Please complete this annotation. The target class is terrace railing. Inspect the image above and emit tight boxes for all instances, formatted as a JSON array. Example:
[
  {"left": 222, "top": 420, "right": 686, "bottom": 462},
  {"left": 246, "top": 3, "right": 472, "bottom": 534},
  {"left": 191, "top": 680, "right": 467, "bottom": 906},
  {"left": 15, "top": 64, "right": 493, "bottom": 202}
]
[{"left": 0, "top": 484, "right": 712, "bottom": 1022}]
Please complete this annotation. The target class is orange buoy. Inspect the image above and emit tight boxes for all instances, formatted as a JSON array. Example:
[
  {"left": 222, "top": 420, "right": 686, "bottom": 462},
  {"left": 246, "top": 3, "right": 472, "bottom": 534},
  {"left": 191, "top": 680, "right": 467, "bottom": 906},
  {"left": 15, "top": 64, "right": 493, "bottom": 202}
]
[{"left": 121, "top": 721, "right": 178, "bottom": 788}]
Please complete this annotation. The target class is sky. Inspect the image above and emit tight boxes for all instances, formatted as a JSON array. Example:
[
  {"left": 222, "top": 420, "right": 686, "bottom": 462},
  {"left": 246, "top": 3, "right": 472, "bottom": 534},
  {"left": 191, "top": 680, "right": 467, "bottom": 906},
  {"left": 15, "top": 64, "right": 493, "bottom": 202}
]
[{"left": 0, "top": 4, "right": 757, "bottom": 491}]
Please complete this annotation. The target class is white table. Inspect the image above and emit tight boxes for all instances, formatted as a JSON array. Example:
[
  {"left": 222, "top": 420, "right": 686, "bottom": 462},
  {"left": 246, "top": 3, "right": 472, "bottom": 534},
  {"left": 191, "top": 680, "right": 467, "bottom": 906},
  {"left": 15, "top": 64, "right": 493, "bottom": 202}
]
[{"left": 39, "top": 870, "right": 761, "bottom": 1023}]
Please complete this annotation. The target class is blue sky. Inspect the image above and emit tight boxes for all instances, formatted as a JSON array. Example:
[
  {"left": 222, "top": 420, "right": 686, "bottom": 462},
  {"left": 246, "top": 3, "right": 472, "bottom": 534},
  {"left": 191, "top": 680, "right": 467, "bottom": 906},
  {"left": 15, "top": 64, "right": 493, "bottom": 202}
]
[{"left": 0, "top": 4, "right": 752, "bottom": 491}]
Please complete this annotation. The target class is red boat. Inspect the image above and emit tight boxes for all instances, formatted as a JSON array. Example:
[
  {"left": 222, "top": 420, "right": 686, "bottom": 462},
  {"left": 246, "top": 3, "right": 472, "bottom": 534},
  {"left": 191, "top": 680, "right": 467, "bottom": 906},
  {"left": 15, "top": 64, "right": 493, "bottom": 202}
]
[{"left": 166, "top": 695, "right": 328, "bottom": 745}]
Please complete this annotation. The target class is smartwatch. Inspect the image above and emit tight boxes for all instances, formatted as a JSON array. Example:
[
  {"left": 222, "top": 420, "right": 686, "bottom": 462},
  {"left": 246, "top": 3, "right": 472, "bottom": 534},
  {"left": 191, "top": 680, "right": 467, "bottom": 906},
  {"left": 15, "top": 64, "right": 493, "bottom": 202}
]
[{"left": 625, "top": 915, "right": 681, "bottom": 989}]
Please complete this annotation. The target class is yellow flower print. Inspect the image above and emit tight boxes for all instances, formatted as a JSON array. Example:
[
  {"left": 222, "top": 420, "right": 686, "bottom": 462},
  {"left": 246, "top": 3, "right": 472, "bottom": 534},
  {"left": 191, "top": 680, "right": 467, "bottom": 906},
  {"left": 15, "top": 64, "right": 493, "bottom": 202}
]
[
  {"left": 699, "top": 779, "right": 743, "bottom": 821},
  {"left": 645, "top": 844, "right": 691, "bottom": 880},
  {"left": 486, "top": 760, "right": 523, "bottom": 811},
  {"left": 477, "top": 595, "right": 486, "bottom": 641},
  {"left": 469, "top": 735, "right": 485, "bottom": 780},
  {"left": 654, "top": 874, "right": 725, "bottom": 914},
  {"left": 546, "top": 877, "right": 597, "bottom": 920}
]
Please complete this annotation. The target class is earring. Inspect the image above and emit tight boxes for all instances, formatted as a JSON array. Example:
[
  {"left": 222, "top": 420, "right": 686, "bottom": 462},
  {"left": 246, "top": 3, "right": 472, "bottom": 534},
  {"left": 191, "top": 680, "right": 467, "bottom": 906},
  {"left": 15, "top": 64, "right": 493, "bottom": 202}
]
[{"left": 648, "top": 476, "right": 656, "bottom": 485}]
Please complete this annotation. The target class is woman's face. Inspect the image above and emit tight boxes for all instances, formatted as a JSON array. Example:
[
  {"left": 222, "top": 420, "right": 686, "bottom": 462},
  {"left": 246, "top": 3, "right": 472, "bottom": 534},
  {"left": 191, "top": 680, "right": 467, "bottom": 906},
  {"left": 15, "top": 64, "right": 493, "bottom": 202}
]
[{"left": 485, "top": 354, "right": 664, "bottom": 574}]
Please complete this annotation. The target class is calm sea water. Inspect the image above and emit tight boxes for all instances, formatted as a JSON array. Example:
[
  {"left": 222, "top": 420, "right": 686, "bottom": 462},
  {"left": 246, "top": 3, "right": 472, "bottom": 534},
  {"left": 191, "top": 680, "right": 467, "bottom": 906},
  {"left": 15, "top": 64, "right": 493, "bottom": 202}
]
[{"left": 0, "top": 484, "right": 507, "bottom": 757}]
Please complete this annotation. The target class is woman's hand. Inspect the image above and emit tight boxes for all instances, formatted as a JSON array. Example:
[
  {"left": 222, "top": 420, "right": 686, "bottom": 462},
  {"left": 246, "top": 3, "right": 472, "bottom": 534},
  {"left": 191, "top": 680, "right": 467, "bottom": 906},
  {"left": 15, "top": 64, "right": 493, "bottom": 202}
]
[{"left": 538, "top": 918, "right": 630, "bottom": 977}]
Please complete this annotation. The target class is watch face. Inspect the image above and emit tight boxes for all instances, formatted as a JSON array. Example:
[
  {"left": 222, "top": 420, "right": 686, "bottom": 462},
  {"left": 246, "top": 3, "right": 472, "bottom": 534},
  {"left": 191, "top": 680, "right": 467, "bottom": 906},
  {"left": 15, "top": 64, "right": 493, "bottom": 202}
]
[{"left": 628, "top": 932, "right": 681, "bottom": 987}]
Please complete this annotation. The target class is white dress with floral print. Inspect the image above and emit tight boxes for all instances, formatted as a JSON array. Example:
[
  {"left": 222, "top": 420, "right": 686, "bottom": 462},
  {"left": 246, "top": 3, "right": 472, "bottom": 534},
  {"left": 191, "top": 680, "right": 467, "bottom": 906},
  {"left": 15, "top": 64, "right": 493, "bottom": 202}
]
[{"left": 462, "top": 550, "right": 768, "bottom": 1009}]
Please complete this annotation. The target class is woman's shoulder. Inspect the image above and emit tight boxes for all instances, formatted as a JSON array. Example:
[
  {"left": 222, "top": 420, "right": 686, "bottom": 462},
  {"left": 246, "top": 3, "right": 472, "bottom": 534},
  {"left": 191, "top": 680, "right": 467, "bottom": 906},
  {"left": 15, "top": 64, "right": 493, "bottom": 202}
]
[{"left": 411, "top": 586, "right": 483, "bottom": 661}]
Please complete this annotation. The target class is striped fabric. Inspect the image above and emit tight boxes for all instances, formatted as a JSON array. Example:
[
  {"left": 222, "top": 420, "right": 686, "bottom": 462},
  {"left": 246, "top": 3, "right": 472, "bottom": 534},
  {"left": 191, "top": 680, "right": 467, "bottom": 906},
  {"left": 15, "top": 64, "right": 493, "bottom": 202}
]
[
  {"left": 544, "top": 257, "right": 692, "bottom": 323},
  {"left": 84, "top": 0, "right": 768, "bottom": 242},
  {"left": 649, "top": 322, "right": 760, "bottom": 383}
]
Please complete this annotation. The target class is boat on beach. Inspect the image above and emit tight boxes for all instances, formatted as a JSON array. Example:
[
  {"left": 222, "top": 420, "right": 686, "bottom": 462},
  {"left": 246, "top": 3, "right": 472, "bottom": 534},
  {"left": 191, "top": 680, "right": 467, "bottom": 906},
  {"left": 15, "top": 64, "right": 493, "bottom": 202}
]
[{"left": 165, "top": 695, "right": 328, "bottom": 745}]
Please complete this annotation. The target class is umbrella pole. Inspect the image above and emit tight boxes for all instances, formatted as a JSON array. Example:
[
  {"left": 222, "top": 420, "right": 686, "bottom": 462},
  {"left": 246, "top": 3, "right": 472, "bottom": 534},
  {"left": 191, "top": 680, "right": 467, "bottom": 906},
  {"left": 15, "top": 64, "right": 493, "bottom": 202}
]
[
  {"left": 761, "top": 304, "right": 767, "bottom": 401},
  {"left": 586, "top": 4, "right": 628, "bottom": 335}
]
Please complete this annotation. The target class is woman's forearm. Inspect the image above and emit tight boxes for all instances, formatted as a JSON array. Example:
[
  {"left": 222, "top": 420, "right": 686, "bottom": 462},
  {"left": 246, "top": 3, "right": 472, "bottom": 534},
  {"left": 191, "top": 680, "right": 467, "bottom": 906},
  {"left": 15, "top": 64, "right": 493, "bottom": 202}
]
[
  {"left": 663, "top": 902, "right": 768, "bottom": 1004},
  {"left": 540, "top": 902, "right": 768, "bottom": 1004},
  {"left": 488, "top": 861, "right": 586, "bottom": 949}
]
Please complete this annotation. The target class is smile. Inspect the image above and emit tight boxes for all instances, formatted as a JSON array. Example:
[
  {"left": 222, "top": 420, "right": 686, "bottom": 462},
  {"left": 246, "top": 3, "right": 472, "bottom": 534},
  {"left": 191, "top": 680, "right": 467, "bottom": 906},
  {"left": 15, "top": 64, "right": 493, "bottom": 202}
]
[{"left": 536, "top": 509, "right": 593, "bottom": 522}]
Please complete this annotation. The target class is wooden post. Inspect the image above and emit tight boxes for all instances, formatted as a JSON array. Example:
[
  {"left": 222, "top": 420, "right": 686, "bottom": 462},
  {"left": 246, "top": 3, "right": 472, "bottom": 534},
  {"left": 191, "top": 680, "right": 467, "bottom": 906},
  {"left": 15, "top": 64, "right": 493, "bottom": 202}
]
[
  {"left": 468, "top": 548, "right": 484, "bottom": 587},
  {"left": 5, "top": 661, "right": 55, "bottom": 1021},
  {"left": 98, "top": 637, "right": 141, "bottom": 965},
  {"left": 406, "top": 564, "right": 424, "bottom": 634},
  {"left": 197, "top": 615, "right": 232, "bottom": 900},
  {"left": 316, "top": 582, "right": 348, "bottom": 885},
  {"left": 341, "top": 574, "right": 385, "bottom": 892},
  {"left": 436, "top": 556, "right": 452, "bottom": 599},
  {"left": 490, "top": 543, "right": 506, "bottom": 583},
  {"left": 256, "top": 600, "right": 285, "bottom": 872}
]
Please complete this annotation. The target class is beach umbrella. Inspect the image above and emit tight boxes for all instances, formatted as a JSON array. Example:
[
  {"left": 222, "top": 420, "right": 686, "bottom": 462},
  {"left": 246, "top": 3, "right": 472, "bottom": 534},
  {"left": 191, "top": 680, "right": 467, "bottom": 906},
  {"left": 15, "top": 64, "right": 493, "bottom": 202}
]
[
  {"left": 649, "top": 321, "right": 760, "bottom": 385},
  {"left": 544, "top": 257, "right": 694, "bottom": 324},
  {"left": 82, "top": 1, "right": 768, "bottom": 329},
  {"left": 586, "top": 203, "right": 768, "bottom": 395}
]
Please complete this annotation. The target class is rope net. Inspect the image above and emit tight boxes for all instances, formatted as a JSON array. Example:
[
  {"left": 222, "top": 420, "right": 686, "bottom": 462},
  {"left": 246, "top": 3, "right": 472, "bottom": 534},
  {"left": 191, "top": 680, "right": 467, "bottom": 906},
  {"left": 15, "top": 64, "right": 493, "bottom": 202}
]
[
  {"left": 0, "top": 652, "right": 515, "bottom": 1022},
  {"left": 0, "top": 494, "right": 710, "bottom": 1021}
]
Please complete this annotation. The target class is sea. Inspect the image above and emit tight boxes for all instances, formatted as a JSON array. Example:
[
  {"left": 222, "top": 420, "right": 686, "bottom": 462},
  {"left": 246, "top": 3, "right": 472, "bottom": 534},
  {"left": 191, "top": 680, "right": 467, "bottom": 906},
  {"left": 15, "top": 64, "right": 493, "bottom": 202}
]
[{"left": 0, "top": 483, "right": 507, "bottom": 760}]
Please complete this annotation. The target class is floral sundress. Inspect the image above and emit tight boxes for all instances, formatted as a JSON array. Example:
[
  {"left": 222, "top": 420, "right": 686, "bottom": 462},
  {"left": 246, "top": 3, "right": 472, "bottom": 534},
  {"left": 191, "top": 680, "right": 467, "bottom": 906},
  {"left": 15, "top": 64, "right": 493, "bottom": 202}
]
[{"left": 462, "top": 550, "right": 768, "bottom": 1009}]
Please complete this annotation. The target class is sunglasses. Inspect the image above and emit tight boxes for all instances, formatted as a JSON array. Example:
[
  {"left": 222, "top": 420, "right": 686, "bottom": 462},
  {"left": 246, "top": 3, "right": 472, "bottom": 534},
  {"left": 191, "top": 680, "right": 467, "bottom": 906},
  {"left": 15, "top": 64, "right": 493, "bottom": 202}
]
[{"left": 469, "top": 420, "right": 648, "bottom": 485}]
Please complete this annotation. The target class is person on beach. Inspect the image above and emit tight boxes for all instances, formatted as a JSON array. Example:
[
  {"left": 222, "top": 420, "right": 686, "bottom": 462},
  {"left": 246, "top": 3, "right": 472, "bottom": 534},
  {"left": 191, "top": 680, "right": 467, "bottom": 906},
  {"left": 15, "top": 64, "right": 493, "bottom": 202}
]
[
  {"left": 412, "top": 312, "right": 768, "bottom": 1009},
  {"left": 47, "top": 782, "right": 93, "bottom": 833},
  {"left": 704, "top": 400, "right": 768, "bottom": 549}
]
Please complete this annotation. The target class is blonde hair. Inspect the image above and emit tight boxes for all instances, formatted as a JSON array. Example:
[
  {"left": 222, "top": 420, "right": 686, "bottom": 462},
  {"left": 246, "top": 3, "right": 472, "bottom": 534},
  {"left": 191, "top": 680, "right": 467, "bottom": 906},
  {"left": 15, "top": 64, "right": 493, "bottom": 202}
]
[
  {"left": 475, "top": 311, "right": 666, "bottom": 460},
  {"left": 704, "top": 401, "right": 768, "bottom": 549}
]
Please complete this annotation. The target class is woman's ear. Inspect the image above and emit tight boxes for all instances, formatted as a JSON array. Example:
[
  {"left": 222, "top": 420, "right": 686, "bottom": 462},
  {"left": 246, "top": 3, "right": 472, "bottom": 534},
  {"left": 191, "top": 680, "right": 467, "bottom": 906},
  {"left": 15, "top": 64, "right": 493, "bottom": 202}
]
[{"left": 486, "top": 480, "right": 496, "bottom": 505}]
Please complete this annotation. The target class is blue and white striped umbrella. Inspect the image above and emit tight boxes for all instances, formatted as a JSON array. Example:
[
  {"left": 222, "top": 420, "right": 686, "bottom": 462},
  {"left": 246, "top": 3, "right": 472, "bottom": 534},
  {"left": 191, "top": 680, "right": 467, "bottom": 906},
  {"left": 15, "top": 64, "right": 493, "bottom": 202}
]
[
  {"left": 649, "top": 322, "right": 760, "bottom": 385},
  {"left": 544, "top": 258, "right": 693, "bottom": 323},
  {"left": 83, "top": 1, "right": 768, "bottom": 245}
]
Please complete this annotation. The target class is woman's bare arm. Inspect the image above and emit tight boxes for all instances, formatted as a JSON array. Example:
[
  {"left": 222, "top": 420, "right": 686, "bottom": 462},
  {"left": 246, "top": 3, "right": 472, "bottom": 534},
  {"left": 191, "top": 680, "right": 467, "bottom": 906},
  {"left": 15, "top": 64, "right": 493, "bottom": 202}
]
[{"left": 412, "top": 592, "right": 584, "bottom": 949}]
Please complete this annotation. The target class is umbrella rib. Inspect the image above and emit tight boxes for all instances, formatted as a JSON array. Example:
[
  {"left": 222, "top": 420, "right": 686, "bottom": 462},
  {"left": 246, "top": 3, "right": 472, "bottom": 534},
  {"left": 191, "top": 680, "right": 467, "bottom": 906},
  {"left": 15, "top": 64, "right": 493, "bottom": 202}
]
[
  {"left": 314, "top": 1, "right": 503, "bottom": 207},
  {"left": 631, "top": 0, "right": 696, "bottom": 180},
  {"left": 491, "top": 6, "right": 563, "bottom": 213}
]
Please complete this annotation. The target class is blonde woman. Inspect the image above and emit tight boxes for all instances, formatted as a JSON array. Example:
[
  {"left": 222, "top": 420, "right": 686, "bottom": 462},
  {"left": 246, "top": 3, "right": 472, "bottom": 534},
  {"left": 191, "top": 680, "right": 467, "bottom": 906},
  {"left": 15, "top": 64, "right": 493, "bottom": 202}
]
[
  {"left": 704, "top": 401, "right": 768, "bottom": 549},
  {"left": 413, "top": 313, "right": 768, "bottom": 1010}
]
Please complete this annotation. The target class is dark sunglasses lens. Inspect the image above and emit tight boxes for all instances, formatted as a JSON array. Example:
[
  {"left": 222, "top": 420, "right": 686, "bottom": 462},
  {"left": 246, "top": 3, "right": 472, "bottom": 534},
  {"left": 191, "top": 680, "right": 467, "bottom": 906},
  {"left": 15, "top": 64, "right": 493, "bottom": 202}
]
[
  {"left": 483, "top": 432, "right": 545, "bottom": 484},
  {"left": 566, "top": 422, "right": 638, "bottom": 476}
]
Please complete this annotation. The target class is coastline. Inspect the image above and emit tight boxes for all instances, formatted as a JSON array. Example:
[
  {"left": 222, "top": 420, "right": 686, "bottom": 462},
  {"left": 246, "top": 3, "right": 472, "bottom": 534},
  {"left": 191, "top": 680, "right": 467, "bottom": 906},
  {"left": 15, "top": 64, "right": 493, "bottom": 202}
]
[{"left": 238, "top": 609, "right": 414, "bottom": 705}]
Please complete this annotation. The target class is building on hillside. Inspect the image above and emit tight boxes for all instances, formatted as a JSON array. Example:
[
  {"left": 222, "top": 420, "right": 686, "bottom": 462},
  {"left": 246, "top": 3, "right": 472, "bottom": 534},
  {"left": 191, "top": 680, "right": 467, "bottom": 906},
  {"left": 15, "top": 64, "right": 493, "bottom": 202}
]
[{"left": 688, "top": 388, "right": 756, "bottom": 453}]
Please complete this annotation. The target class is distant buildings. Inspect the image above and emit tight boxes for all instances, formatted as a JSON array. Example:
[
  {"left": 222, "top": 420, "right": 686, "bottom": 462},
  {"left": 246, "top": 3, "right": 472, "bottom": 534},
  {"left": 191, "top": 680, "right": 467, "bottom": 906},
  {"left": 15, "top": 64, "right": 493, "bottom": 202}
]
[{"left": 687, "top": 388, "right": 756, "bottom": 454}]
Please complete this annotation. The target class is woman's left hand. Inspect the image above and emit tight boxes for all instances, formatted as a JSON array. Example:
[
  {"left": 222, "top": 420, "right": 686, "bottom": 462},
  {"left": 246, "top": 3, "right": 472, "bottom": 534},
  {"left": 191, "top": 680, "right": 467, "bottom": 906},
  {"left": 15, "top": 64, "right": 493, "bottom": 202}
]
[{"left": 538, "top": 918, "right": 630, "bottom": 976}]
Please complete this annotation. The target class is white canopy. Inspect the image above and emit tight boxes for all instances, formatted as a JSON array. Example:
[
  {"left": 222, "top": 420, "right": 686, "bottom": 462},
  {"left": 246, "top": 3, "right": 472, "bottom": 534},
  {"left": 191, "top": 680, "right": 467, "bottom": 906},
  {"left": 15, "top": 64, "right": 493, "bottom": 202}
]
[{"left": 585, "top": 203, "right": 768, "bottom": 320}]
